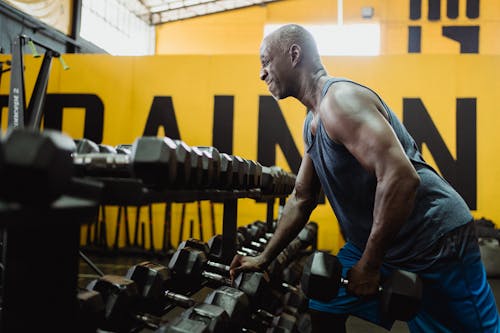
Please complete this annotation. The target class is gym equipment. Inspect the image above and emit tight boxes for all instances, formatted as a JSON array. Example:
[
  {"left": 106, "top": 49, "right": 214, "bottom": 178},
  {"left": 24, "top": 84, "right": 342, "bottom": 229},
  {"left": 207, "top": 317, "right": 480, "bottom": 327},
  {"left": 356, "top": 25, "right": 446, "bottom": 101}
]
[
  {"left": 0, "top": 128, "right": 76, "bottom": 204},
  {"left": 74, "top": 138, "right": 100, "bottom": 154},
  {"left": 123, "top": 261, "right": 250, "bottom": 332},
  {"left": 7, "top": 35, "right": 68, "bottom": 130},
  {"left": 168, "top": 246, "right": 271, "bottom": 307},
  {"left": 154, "top": 316, "right": 210, "bottom": 333},
  {"left": 301, "top": 251, "right": 423, "bottom": 321},
  {"left": 196, "top": 146, "right": 221, "bottom": 189},
  {"left": 131, "top": 136, "right": 191, "bottom": 189},
  {"left": 86, "top": 274, "right": 164, "bottom": 331},
  {"left": 77, "top": 289, "right": 105, "bottom": 333}
]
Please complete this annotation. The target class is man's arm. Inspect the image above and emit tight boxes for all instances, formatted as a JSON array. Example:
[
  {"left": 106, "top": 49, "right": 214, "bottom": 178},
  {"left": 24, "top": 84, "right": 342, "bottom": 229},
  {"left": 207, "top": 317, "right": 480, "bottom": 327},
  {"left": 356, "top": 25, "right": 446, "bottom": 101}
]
[
  {"left": 230, "top": 151, "right": 322, "bottom": 278},
  {"left": 321, "top": 82, "right": 420, "bottom": 295}
]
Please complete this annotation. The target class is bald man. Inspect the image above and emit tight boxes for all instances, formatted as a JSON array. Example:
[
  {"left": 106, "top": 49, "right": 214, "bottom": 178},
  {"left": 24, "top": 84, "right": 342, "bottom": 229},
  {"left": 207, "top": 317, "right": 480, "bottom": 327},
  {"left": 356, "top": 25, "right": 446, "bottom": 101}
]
[{"left": 229, "top": 24, "right": 499, "bottom": 332}]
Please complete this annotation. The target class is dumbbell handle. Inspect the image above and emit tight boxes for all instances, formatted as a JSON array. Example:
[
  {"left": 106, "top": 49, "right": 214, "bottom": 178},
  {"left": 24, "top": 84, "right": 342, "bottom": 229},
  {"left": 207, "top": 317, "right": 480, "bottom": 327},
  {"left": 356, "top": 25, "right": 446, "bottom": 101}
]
[
  {"left": 202, "top": 270, "right": 296, "bottom": 294},
  {"left": 206, "top": 260, "right": 230, "bottom": 273},
  {"left": 164, "top": 290, "right": 196, "bottom": 308},
  {"left": 202, "top": 271, "right": 233, "bottom": 285},
  {"left": 340, "top": 277, "right": 383, "bottom": 292}
]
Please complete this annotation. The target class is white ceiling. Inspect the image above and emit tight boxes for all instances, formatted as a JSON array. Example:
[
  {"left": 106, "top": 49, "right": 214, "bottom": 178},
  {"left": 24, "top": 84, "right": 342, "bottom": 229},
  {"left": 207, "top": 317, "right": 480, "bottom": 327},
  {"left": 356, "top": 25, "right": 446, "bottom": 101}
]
[{"left": 117, "top": 0, "right": 283, "bottom": 25}]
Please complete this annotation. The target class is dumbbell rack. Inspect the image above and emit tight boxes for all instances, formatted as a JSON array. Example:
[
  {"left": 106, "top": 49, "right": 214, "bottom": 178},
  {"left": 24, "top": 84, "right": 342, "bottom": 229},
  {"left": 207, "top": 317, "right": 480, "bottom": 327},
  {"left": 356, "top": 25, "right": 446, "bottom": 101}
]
[
  {"left": 0, "top": 195, "right": 99, "bottom": 332},
  {"left": 92, "top": 176, "right": 289, "bottom": 264}
]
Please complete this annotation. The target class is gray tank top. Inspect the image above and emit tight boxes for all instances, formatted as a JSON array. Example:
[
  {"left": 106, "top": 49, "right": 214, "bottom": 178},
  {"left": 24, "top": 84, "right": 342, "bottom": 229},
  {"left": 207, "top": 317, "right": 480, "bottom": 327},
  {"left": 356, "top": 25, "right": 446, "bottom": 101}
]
[{"left": 304, "top": 78, "right": 472, "bottom": 265}]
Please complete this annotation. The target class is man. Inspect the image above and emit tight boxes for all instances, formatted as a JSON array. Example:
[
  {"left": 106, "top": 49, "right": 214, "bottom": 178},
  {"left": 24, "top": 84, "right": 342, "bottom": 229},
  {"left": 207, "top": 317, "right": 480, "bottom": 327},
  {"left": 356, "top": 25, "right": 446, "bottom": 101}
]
[{"left": 229, "top": 24, "right": 499, "bottom": 332}]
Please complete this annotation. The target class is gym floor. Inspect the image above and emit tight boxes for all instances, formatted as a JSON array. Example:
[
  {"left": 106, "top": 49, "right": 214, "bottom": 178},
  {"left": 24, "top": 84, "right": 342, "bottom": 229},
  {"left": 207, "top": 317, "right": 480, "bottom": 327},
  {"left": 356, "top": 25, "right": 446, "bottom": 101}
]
[{"left": 78, "top": 253, "right": 500, "bottom": 332}]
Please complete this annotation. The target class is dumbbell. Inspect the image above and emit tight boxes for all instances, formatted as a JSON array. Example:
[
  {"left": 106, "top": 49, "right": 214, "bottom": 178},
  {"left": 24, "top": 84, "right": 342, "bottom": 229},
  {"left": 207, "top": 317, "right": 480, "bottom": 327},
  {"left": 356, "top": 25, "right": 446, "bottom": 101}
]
[
  {"left": 131, "top": 136, "right": 192, "bottom": 189},
  {"left": 74, "top": 138, "right": 99, "bottom": 154},
  {"left": 218, "top": 153, "right": 234, "bottom": 190},
  {"left": 77, "top": 289, "right": 105, "bottom": 333},
  {"left": 195, "top": 146, "right": 221, "bottom": 189},
  {"left": 73, "top": 150, "right": 132, "bottom": 178},
  {"left": 168, "top": 245, "right": 272, "bottom": 308},
  {"left": 126, "top": 261, "right": 258, "bottom": 332},
  {"left": 301, "top": 251, "right": 423, "bottom": 321},
  {"left": 115, "top": 144, "right": 132, "bottom": 155},
  {"left": 246, "top": 159, "right": 263, "bottom": 189},
  {"left": 85, "top": 262, "right": 230, "bottom": 332},
  {"left": 86, "top": 274, "right": 165, "bottom": 331},
  {"left": 168, "top": 249, "right": 299, "bottom": 332},
  {"left": 171, "top": 232, "right": 313, "bottom": 302},
  {"left": 0, "top": 128, "right": 75, "bottom": 204}
]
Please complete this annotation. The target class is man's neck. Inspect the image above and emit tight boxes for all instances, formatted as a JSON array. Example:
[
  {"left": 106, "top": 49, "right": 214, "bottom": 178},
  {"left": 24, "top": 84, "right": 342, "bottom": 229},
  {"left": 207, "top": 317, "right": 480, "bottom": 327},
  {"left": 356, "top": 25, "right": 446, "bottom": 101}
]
[{"left": 296, "top": 69, "right": 329, "bottom": 111}]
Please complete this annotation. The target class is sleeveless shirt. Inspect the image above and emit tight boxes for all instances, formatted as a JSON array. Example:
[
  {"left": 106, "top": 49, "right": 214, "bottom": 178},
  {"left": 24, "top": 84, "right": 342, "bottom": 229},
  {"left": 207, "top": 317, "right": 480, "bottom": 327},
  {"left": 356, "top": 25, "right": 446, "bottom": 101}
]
[{"left": 303, "top": 78, "right": 472, "bottom": 264}]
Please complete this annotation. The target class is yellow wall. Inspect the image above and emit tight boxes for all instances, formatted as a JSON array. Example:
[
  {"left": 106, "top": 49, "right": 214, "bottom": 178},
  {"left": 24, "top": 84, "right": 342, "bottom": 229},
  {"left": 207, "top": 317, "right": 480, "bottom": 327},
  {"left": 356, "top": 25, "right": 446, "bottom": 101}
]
[
  {"left": 156, "top": 0, "right": 499, "bottom": 55},
  {"left": 152, "top": 0, "right": 500, "bottom": 252},
  {"left": 1, "top": 53, "right": 498, "bottom": 252},
  {"left": 1, "top": 0, "right": 498, "bottom": 253}
]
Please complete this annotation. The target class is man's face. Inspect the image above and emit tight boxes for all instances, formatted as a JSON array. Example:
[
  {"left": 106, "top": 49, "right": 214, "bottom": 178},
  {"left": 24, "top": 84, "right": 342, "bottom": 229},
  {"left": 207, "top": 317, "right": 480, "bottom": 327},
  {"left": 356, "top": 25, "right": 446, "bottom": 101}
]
[{"left": 259, "top": 37, "right": 290, "bottom": 100}]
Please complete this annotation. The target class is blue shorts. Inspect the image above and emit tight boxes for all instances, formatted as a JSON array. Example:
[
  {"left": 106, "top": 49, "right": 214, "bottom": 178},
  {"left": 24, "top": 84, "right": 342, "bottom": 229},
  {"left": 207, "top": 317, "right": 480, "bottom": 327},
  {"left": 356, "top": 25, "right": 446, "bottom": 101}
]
[{"left": 309, "top": 223, "right": 500, "bottom": 332}]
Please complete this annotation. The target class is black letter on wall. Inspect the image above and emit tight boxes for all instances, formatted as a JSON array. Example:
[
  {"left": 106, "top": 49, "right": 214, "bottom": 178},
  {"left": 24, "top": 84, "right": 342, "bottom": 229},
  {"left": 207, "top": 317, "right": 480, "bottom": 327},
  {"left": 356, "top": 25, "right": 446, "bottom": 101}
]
[
  {"left": 43, "top": 94, "right": 104, "bottom": 143},
  {"left": 212, "top": 95, "right": 234, "bottom": 154},
  {"left": 143, "top": 96, "right": 181, "bottom": 139},
  {"left": 403, "top": 98, "right": 476, "bottom": 209}
]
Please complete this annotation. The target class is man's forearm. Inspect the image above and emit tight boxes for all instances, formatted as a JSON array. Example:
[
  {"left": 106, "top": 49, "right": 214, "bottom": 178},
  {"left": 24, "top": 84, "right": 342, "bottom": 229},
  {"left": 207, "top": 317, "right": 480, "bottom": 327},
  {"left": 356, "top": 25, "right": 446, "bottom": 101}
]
[
  {"left": 361, "top": 174, "right": 419, "bottom": 269},
  {"left": 258, "top": 192, "right": 315, "bottom": 268}
]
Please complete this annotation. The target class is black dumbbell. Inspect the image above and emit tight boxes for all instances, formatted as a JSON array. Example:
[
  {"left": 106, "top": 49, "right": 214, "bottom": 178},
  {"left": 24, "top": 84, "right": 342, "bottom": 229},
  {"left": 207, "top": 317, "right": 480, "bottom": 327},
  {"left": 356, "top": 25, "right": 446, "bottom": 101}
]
[
  {"left": 246, "top": 159, "right": 262, "bottom": 189},
  {"left": 301, "top": 251, "right": 423, "bottom": 321},
  {"left": 169, "top": 245, "right": 272, "bottom": 308},
  {"left": 77, "top": 289, "right": 105, "bottom": 333},
  {"left": 126, "top": 261, "right": 268, "bottom": 333},
  {"left": 195, "top": 146, "right": 221, "bottom": 189},
  {"left": 115, "top": 144, "right": 132, "bottom": 155},
  {"left": 73, "top": 150, "right": 132, "bottom": 178},
  {"left": 131, "top": 136, "right": 192, "bottom": 189},
  {"left": 86, "top": 274, "right": 165, "bottom": 331},
  {"left": 74, "top": 138, "right": 99, "bottom": 154},
  {"left": 0, "top": 128, "right": 75, "bottom": 204}
]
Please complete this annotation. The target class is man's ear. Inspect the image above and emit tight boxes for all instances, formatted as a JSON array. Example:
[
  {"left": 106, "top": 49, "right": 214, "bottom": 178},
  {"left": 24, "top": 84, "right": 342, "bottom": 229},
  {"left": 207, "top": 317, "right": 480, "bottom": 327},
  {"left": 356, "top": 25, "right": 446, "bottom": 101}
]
[{"left": 289, "top": 44, "right": 301, "bottom": 67}]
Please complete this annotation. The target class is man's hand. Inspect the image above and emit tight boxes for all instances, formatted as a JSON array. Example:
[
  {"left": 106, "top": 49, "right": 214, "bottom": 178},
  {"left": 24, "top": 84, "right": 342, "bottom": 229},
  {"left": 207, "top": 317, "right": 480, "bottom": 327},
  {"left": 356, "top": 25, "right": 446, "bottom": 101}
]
[
  {"left": 229, "top": 254, "right": 266, "bottom": 281},
  {"left": 346, "top": 262, "right": 381, "bottom": 297}
]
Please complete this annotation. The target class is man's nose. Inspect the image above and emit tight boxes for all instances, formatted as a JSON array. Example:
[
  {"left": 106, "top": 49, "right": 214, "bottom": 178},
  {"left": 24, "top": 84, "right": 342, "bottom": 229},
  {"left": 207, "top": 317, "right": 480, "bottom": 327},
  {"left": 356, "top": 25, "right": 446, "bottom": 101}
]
[{"left": 259, "top": 68, "right": 267, "bottom": 81}]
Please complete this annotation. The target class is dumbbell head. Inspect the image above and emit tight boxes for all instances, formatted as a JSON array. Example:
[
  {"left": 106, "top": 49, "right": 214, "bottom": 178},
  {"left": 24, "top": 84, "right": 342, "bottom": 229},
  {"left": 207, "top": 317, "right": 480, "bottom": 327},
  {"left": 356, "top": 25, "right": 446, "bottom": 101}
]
[
  {"left": 74, "top": 138, "right": 99, "bottom": 154},
  {"left": 115, "top": 144, "right": 132, "bottom": 155},
  {"left": 172, "top": 140, "right": 192, "bottom": 188},
  {"left": 98, "top": 144, "right": 117, "bottom": 154},
  {"left": 168, "top": 247, "right": 208, "bottom": 290},
  {"left": 86, "top": 275, "right": 140, "bottom": 332},
  {"left": 204, "top": 285, "right": 250, "bottom": 326},
  {"left": 196, "top": 146, "right": 221, "bottom": 188},
  {"left": 218, "top": 153, "right": 233, "bottom": 190},
  {"left": 245, "top": 159, "right": 262, "bottom": 189},
  {"left": 1, "top": 128, "right": 75, "bottom": 204},
  {"left": 154, "top": 316, "right": 210, "bottom": 333},
  {"left": 380, "top": 270, "right": 422, "bottom": 321},
  {"left": 77, "top": 289, "right": 105, "bottom": 333},
  {"left": 230, "top": 155, "right": 247, "bottom": 190},
  {"left": 300, "top": 251, "right": 341, "bottom": 302},
  {"left": 125, "top": 261, "right": 172, "bottom": 300},
  {"left": 131, "top": 136, "right": 178, "bottom": 189},
  {"left": 181, "top": 303, "right": 229, "bottom": 333}
]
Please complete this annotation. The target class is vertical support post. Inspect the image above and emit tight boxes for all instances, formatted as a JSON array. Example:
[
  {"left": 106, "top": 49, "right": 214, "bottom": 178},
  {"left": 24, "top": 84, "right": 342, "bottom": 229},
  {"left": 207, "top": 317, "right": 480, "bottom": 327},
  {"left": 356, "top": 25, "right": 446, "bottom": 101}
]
[
  {"left": 1, "top": 220, "right": 80, "bottom": 331},
  {"left": 221, "top": 198, "right": 237, "bottom": 264},
  {"left": 8, "top": 36, "right": 26, "bottom": 128},
  {"left": 27, "top": 50, "right": 54, "bottom": 129},
  {"left": 266, "top": 198, "right": 275, "bottom": 232}
]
